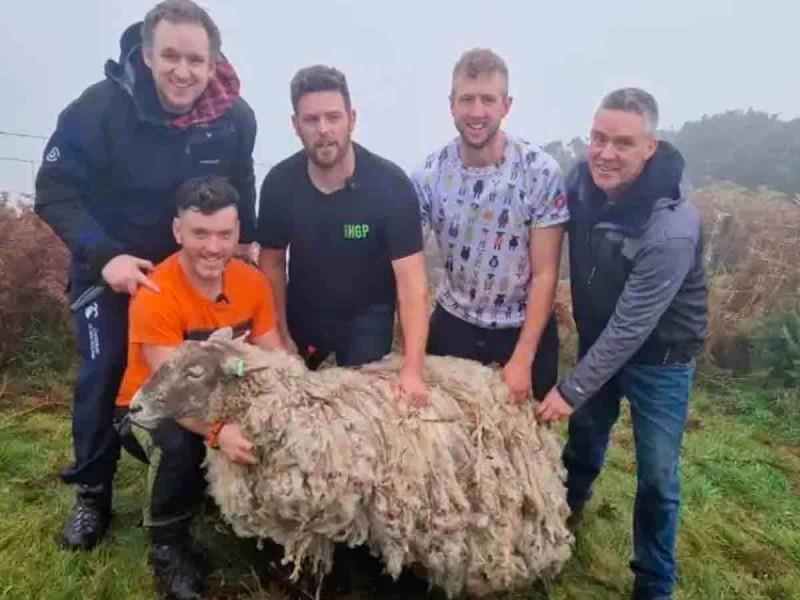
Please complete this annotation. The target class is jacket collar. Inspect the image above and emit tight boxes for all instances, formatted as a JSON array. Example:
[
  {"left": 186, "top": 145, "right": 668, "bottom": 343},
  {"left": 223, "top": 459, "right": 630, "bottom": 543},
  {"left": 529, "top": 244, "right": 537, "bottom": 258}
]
[{"left": 103, "top": 21, "right": 241, "bottom": 128}]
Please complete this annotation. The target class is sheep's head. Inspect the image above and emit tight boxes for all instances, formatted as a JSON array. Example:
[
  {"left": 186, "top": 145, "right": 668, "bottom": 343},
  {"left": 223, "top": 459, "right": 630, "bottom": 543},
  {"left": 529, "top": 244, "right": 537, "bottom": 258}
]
[{"left": 129, "top": 339, "right": 250, "bottom": 429}]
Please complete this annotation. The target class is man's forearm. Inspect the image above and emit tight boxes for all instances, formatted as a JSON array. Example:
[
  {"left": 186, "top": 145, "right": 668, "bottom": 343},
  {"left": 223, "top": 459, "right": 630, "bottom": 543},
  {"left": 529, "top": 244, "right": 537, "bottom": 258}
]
[
  {"left": 511, "top": 271, "right": 559, "bottom": 364},
  {"left": 510, "top": 224, "right": 564, "bottom": 366},
  {"left": 35, "top": 175, "right": 125, "bottom": 277},
  {"left": 258, "top": 250, "right": 291, "bottom": 343},
  {"left": 396, "top": 262, "right": 429, "bottom": 373},
  {"left": 398, "top": 286, "right": 429, "bottom": 372}
]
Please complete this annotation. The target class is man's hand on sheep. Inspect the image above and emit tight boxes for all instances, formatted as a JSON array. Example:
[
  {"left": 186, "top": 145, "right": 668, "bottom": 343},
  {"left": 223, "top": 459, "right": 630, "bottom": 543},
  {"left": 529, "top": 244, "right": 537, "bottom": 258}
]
[
  {"left": 217, "top": 423, "right": 258, "bottom": 465},
  {"left": 503, "top": 355, "right": 534, "bottom": 404},
  {"left": 536, "top": 386, "right": 574, "bottom": 422},
  {"left": 394, "top": 365, "right": 430, "bottom": 408}
]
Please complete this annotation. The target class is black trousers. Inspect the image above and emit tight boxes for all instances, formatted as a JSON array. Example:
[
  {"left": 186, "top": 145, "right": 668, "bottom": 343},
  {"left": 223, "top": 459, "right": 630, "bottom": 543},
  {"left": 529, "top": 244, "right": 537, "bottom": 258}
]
[
  {"left": 427, "top": 304, "right": 559, "bottom": 400},
  {"left": 128, "top": 419, "right": 207, "bottom": 529}
]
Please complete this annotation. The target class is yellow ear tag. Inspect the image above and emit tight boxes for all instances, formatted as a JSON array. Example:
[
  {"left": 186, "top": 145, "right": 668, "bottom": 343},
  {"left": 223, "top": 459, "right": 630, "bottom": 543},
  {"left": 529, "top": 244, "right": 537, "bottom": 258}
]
[{"left": 235, "top": 359, "right": 245, "bottom": 377}]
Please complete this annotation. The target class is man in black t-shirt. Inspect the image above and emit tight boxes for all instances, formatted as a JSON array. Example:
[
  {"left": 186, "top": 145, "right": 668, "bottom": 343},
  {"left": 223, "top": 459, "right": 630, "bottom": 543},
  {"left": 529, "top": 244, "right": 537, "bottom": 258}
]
[{"left": 258, "top": 65, "right": 429, "bottom": 405}]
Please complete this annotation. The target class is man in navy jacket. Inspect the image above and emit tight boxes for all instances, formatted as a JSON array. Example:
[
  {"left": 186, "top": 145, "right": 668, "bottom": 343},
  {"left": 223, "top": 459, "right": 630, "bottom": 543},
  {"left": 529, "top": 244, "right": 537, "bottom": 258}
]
[{"left": 35, "top": 0, "right": 257, "bottom": 561}]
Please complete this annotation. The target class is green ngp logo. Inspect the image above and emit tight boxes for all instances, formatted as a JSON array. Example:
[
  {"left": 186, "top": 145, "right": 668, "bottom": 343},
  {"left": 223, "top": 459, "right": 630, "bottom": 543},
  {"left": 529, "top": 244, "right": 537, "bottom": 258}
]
[{"left": 343, "top": 223, "right": 370, "bottom": 239}]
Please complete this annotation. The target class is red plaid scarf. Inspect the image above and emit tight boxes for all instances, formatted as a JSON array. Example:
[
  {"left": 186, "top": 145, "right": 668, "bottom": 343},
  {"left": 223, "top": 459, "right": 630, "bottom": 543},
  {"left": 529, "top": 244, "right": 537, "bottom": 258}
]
[{"left": 171, "top": 59, "right": 240, "bottom": 129}]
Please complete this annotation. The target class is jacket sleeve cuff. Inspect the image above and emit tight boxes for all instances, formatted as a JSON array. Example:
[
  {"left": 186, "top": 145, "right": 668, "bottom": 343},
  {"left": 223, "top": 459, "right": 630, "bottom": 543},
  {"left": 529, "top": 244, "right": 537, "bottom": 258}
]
[
  {"left": 558, "top": 379, "right": 587, "bottom": 411},
  {"left": 86, "top": 239, "right": 126, "bottom": 280}
]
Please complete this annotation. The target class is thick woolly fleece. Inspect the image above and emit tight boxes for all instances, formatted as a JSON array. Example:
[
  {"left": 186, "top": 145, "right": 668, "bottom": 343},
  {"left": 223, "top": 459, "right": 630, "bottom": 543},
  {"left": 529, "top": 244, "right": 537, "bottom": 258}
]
[{"left": 131, "top": 340, "right": 573, "bottom": 597}]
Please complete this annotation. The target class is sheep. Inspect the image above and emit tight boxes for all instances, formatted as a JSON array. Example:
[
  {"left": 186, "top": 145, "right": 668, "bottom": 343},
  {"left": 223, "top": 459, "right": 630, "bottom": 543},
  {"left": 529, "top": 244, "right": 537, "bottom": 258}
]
[{"left": 129, "top": 339, "right": 573, "bottom": 597}]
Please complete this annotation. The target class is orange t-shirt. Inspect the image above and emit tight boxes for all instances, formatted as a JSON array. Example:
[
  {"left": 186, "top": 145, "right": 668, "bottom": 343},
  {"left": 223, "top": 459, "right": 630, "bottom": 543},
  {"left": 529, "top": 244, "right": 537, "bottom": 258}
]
[{"left": 116, "top": 253, "right": 276, "bottom": 407}]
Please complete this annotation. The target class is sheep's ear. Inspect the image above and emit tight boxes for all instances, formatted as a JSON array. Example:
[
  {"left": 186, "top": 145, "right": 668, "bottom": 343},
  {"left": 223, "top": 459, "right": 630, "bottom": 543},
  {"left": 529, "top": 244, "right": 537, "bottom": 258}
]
[
  {"left": 222, "top": 356, "right": 246, "bottom": 377},
  {"left": 209, "top": 327, "right": 234, "bottom": 342}
]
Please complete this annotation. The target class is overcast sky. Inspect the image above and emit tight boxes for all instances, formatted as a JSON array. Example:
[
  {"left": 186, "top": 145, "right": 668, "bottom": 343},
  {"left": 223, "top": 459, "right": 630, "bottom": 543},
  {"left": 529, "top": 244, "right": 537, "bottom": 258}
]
[{"left": 1, "top": 0, "right": 797, "bottom": 194}]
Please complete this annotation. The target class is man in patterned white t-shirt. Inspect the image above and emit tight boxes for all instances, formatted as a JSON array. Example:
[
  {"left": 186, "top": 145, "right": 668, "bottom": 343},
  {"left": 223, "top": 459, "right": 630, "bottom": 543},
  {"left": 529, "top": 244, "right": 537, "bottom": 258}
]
[{"left": 411, "top": 48, "right": 569, "bottom": 402}]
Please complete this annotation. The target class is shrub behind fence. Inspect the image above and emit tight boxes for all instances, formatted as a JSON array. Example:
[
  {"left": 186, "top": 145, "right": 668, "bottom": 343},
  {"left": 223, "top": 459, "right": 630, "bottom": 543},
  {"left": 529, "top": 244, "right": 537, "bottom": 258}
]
[
  {"left": 694, "top": 185, "right": 800, "bottom": 373},
  {"left": 0, "top": 199, "right": 71, "bottom": 369}
]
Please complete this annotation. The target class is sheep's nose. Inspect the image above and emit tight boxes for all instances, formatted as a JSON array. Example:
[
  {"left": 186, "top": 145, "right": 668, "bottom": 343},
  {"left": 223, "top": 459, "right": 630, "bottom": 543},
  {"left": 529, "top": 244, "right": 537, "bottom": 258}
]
[{"left": 129, "top": 404, "right": 142, "bottom": 414}]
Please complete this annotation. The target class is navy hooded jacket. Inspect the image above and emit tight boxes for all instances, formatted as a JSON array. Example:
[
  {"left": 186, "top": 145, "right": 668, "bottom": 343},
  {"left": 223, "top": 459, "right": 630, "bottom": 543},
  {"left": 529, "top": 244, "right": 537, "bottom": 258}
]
[
  {"left": 559, "top": 141, "right": 708, "bottom": 409},
  {"left": 35, "top": 22, "right": 257, "bottom": 285}
]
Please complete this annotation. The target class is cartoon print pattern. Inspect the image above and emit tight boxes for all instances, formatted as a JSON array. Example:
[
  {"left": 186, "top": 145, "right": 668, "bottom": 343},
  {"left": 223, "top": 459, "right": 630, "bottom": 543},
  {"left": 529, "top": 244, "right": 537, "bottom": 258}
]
[{"left": 413, "top": 136, "right": 569, "bottom": 328}]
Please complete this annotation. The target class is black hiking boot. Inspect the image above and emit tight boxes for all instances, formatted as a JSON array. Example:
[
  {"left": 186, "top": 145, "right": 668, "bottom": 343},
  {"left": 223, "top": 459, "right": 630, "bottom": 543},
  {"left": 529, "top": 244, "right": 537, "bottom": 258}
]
[
  {"left": 60, "top": 483, "right": 112, "bottom": 550},
  {"left": 149, "top": 526, "right": 205, "bottom": 600}
]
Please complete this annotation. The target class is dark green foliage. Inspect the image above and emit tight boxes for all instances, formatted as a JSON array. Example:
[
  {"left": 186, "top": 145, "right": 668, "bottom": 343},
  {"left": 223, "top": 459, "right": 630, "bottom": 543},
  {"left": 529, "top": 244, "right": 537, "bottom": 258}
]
[
  {"left": 753, "top": 305, "right": 800, "bottom": 388},
  {"left": 664, "top": 110, "right": 800, "bottom": 194}
]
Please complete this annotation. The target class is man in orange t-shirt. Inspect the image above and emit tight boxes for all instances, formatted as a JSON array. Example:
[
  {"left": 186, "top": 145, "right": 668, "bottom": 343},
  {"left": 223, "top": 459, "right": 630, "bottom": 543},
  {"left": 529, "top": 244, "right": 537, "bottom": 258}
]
[{"left": 115, "top": 175, "right": 283, "bottom": 599}]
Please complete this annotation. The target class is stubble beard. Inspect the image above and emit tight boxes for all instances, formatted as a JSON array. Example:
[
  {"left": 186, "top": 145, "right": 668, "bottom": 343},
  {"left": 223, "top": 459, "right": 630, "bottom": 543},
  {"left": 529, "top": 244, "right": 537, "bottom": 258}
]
[
  {"left": 306, "top": 133, "right": 352, "bottom": 170},
  {"left": 457, "top": 120, "right": 501, "bottom": 151}
]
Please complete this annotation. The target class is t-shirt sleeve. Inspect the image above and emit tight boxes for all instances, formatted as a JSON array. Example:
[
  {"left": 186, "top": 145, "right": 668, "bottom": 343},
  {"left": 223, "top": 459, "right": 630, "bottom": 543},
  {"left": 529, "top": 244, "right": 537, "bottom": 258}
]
[
  {"left": 385, "top": 171, "right": 424, "bottom": 261},
  {"left": 256, "top": 166, "right": 290, "bottom": 249},
  {"left": 528, "top": 155, "right": 570, "bottom": 228},
  {"left": 128, "top": 288, "right": 184, "bottom": 347},
  {"left": 249, "top": 271, "right": 277, "bottom": 339}
]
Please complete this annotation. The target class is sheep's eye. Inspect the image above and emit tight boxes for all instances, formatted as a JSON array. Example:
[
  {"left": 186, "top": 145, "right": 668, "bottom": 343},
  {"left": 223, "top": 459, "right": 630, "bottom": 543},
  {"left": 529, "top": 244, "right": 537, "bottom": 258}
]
[{"left": 185, "top": 365, "right": 206, "bottom": 380}]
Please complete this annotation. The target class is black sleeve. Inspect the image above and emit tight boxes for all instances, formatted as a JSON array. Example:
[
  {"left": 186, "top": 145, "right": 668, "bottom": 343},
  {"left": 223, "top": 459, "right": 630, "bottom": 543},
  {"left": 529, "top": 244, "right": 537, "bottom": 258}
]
[
  {"left": 384, "top": 171, "right": 424, "bottom": 260},
  {"left": 256, "top": 165, "right": 290, "bottom": 249},
  {"left": 229, "top": 101, "right": 257, "bottom": 243},
  {"left": 34, "top": 85, "right": 124, "bottom": 279}
]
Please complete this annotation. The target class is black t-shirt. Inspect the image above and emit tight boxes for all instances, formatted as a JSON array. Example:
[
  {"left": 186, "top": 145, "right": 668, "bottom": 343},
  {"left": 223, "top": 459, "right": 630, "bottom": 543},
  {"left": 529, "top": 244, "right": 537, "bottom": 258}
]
[{"left": 257, "top": 143, "right": 423, "bottom": 314}]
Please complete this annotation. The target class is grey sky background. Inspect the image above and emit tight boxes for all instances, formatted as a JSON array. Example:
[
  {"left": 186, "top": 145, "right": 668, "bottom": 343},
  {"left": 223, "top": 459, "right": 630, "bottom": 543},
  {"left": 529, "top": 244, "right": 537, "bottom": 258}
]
[{"left": 1, "top": 0, "right": 796, "bottom": 195}]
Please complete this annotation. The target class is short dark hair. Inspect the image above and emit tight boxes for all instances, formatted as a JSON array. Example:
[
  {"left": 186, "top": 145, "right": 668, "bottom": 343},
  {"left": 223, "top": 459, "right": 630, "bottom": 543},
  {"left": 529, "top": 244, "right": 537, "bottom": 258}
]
[
  {"left": 290, "top": 65, "right": 351, "bottom": 113},
  {"left": 174, "top": 176, "right": 239, "bottom": 216},
  {"left": 142, "top": 0, "right": 222, "bottom": 60},
  {"left": 598, "top": 88, "right": 659, "bottom": 135},
  {"left": 452, "top": 48, "right": 509, "bottom": 96}
]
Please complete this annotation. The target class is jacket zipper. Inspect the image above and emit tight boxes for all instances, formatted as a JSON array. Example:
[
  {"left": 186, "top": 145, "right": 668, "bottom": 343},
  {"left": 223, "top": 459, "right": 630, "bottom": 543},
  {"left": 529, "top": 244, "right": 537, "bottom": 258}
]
[
  {"left": 662, "top": 347, "right": 672, "bottom": 364},
  {"left": 585, "top": 230, "right": 596, "bottom": 286}
]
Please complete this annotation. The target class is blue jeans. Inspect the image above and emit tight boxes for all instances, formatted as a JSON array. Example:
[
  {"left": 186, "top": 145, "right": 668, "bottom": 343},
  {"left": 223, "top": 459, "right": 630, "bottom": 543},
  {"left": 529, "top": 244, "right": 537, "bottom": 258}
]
[
  {"left": 563, "top": 361, "right": 695, "bottom": 599},
  {"left": 288, "top": 303, "right": 394, "bottom": 368},
  {"left": 62, "top": 283, "right": 129, "bottom": 486}
]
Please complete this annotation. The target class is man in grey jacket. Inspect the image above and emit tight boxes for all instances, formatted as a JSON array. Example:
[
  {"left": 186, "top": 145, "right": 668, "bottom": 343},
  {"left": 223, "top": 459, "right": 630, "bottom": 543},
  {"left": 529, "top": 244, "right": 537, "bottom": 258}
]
[{"left": 536, "top": 88, "right": 707, "bottom": 600}]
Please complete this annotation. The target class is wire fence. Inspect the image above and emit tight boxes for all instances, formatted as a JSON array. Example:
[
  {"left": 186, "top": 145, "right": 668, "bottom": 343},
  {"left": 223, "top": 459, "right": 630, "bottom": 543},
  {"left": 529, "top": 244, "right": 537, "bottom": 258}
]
[{"left": 0, "top": 129, "right": 271, "bottom": 196}]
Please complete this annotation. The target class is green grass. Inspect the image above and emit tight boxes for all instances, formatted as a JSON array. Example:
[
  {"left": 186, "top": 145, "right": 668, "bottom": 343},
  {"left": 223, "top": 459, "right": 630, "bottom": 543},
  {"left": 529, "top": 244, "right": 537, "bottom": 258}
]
[{"left": 0, "top": 375, "right": 798, "bottom": 600}]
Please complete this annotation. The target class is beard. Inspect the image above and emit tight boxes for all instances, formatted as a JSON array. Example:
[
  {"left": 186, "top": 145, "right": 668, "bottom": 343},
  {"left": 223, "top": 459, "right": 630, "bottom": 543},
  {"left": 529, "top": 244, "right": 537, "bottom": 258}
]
[
  {"left": 455, "top": 120, "right": 502, "bottom": 151},
  {"left": 304, "top": 133, "right": 352, "bottom": 169}
]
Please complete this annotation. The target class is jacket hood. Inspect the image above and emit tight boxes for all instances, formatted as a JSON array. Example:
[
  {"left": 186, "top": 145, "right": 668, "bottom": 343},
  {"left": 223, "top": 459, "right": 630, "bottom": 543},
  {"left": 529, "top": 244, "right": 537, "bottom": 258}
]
[
  {"left": 103, "top": 21, "right": 241, "bottom": 128},
  {"left": 576, "top": 140, "right": 686, "bottom": 235}
]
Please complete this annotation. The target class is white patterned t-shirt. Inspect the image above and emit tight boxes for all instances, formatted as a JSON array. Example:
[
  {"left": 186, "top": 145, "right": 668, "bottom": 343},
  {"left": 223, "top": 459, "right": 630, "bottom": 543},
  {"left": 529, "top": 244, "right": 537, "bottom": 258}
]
[{"left": 411, "top": 135, "right": 568, "bottom": 328}]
